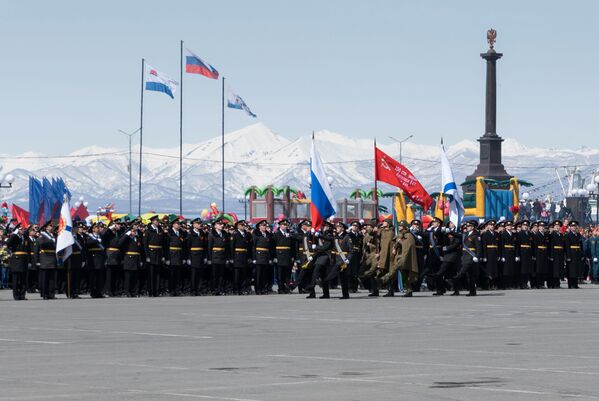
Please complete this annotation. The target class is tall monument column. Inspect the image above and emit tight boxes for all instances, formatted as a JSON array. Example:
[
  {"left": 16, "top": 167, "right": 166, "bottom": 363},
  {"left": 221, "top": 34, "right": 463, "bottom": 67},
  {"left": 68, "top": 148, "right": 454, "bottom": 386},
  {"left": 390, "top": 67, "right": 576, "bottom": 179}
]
[{"left": 465, "top": 29, "right": 511, "bottom": 183}]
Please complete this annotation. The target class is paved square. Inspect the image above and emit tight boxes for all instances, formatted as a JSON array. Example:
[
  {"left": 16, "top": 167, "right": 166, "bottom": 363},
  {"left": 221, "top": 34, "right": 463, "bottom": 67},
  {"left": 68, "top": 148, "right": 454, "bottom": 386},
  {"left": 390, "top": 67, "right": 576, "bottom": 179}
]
[{"left": 1, "top": 286, "right": 598, "bottom": 401}]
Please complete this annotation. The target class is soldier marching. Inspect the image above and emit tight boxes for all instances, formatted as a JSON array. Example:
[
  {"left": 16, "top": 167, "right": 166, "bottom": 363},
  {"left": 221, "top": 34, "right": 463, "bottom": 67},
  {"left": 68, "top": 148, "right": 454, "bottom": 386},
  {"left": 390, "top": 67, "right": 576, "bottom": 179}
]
[{"left": 1, "top": 215, "right": 596, "bottom": 301}]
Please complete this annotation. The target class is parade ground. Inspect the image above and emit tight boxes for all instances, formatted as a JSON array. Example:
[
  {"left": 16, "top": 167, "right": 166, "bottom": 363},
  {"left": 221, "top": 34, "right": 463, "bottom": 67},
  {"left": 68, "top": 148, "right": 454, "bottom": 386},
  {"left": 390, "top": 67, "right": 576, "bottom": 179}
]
[{"left": 1, "top": 287, "right": 598, "bottom": 401}]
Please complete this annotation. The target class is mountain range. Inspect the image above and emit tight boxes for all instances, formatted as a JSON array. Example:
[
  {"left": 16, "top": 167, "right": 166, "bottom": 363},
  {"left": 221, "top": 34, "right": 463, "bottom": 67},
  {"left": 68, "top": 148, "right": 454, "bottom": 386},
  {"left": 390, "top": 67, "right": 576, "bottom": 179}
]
[{"left": 1, "top": 123, "right": 598, "bottom": 215}]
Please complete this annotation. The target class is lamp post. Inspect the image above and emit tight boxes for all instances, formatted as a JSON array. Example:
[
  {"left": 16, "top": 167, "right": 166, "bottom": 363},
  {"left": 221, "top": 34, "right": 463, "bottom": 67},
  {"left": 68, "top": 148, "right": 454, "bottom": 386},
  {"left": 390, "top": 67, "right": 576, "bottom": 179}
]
[
  {"left": 388, "top": 134, "right": 414, "bottom": 164},
  {"left": 238, "top": 196, "right": 247, "bottom": 221},
  {"left": 588, "top": 176, "right": 599, "bottom": 224},
  {"left": 118, "top": 128, "right": 141, "bottom": 215},
  {"left": 0, "top": 168, "right": 15, "bottom": 189}
]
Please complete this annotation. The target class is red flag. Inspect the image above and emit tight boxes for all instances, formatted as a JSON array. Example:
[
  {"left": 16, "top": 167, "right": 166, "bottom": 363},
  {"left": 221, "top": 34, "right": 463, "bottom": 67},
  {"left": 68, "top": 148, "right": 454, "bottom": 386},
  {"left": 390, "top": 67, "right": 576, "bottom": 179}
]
[
  {"left": 70, "top": 204, "right": 90, "bottom": 221},
  {"left": 374, "top": 146, "right": 433, "bottom": 211},
  {"left": 10, "top": 204, "right": 30, "bottom": 226}
]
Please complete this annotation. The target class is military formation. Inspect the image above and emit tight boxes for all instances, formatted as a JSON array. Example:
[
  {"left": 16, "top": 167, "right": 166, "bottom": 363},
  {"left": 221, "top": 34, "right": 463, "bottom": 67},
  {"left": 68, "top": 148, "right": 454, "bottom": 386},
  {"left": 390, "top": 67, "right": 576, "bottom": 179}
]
[{"left": 0, "top": 213, "right": 594, "bottom": 301}]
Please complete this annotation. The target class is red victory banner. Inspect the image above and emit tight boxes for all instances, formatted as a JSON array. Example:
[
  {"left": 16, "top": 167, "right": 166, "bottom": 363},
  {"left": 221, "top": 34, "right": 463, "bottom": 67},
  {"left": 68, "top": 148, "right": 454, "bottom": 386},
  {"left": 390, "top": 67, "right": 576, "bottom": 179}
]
[{"left": 374, "top": 146, "right": 433, "bottom": 211}]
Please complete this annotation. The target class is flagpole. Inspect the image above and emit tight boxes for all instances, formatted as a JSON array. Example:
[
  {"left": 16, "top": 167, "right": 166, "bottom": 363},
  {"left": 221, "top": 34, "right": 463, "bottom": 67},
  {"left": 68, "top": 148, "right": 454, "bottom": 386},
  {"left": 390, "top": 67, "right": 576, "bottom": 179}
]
[
  {"left": 374, "top": 138, "right": 379, "bottom": 220},
  {"left": 138, "top": 58, "right": 145, "bottom": 217},
  {"left": 179, "top": 40, "right": 184, "bottom": 217},
  {"left": 221, "top": 76, "right": 225, "bottom": 212}
]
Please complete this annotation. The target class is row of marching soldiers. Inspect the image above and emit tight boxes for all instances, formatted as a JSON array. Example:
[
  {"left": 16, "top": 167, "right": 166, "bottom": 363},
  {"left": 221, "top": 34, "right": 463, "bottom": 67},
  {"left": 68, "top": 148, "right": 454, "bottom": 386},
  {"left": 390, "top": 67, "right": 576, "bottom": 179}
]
[
  {"left": 3, "top": 213, "right": 587, "bottom": 301},
  {"left": 3, "top": 214, "right": 361, "bottom": 300},
  {"left": 360, "top": 217, "right": 588, "bottom": 297}
]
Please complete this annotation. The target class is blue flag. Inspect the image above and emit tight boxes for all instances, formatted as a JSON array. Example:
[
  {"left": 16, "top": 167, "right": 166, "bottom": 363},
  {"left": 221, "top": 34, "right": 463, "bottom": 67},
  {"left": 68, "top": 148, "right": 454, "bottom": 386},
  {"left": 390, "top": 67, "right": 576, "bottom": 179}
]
[{"left": 28, "top": 177, "right": 44, "bottom": 225}]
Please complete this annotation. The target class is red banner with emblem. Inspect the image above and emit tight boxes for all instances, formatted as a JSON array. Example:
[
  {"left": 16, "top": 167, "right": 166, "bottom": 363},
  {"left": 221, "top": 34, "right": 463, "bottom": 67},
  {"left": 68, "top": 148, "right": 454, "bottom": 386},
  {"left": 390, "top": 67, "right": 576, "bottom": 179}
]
[{"left": 374, "top": 146, "right": 433, "bottom": 211}]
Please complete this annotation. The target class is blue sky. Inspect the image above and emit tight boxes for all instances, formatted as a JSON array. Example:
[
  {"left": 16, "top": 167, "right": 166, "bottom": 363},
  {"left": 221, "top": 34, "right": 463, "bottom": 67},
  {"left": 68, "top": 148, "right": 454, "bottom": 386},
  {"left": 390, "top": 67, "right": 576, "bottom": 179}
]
[{"left": 1, "top": 0, "right": 597, "bottom": 154}]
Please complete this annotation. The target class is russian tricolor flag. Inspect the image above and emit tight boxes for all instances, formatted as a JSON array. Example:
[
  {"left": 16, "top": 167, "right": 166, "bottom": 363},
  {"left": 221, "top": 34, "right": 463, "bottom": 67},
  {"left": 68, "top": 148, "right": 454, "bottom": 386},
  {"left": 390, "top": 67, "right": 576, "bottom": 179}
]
[
  {"left": 186, "top": 49, "right": 219, "bottom": 79},
  {"left": 310, "top": 138, "right": 337, "bottom": 230}
]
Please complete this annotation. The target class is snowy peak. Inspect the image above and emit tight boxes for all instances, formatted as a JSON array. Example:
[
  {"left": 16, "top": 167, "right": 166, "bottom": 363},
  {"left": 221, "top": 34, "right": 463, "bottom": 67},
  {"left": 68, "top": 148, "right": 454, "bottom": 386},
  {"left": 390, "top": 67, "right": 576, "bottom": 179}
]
[{"left": 2, "top": 123, "right": 598, "bottom": 214}]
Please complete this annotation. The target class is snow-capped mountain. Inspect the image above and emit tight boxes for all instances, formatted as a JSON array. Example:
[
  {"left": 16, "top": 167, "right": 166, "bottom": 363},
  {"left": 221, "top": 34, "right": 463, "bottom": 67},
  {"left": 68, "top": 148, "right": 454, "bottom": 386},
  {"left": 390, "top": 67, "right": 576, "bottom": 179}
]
[{"left": 2, "top": 123, "right": 598, "bottom": 215}]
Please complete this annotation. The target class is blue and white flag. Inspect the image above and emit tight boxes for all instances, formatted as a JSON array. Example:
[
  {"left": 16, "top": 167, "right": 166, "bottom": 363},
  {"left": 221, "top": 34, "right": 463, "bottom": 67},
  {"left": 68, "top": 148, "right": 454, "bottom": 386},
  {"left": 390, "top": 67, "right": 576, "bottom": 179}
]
[
  {"left": 440, "top": 142, "right": 464, "bottom": 227},
  {"left": 145, "top": 63, "right": 178, "bottom": 99},
  {"left": 227, "top": 89, "right": 256, "bottom": 117}
]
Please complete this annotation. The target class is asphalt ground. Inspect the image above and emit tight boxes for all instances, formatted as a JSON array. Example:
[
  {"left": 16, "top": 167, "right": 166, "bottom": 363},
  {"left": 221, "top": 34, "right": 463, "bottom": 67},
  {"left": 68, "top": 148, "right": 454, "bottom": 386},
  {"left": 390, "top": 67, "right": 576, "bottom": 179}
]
[{"left": 1, "top": 285, "right": 598, "bottom": 401}]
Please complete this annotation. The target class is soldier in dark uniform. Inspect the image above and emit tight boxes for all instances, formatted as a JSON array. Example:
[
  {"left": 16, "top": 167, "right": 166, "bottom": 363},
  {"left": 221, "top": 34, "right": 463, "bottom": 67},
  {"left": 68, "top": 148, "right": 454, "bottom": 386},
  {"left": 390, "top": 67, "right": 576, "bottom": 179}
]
[
  {"left": 143, "top": 215, "right": 166, "bottom": 297},
  {"left": 517, "top": 221, "right": 534, "bottom": 289},
  {"left": 433, "top": 222, "right": 461, "bottom": 296},
  {"left": 410, "top": 219, "right": 427, "bottom": 292},
  {"left": 66, "top": 222, "right": 86, "bottom": 298},
  {"left": 308, "top": 221, "right": 334, "bottom": 299},
  {"left": 273, "top": 219, "right": 295, "bottom": 294},
  {"left": 564, "top": 221, "right": 584, "bottom": 289},
  {"left": 346, "top": 221, "right": 363, "bottom": 293},
  {"left": 423, "top": 217, "right": 444, "bottom": 291},
  {"left": 86, "top": 222, "right": 106, "bottom": 298},
  {"left": 294, "top": 220, "right": 315, "bottom": 296},
  {"left": 6, "top": 224, "right": 30, "bottom": 300},
  {"left": 532, "top": 222, "right": 548, "bottom": 289},
  {"left": 454, "top": 220, "right": 481, "bottom": 296},
  {"left": 480, "top": 220, "right": 499, "bottom": 290},
  {"left": 103, "top": 219, "right": 123, "bottom": 297},
  {"left": 27, "top": 225, "right": 39, "bottom": 293},
  {"left": 252, "top": 220, "right": 273, "bottom": 295},
  {"left": 119, "top": 221, "right": 144, "bottom": 297},
  {"left": 325, "top": 222, "right": 353, "bottom": 299},
  {"left": 208, "top": 218, "right": 229, "bottom": 295},
  {"left": 500, "top": 221, "right": 518, "bottom": 289},
  {"left": 166, "top": 219, "right": 186, "bottom": 296},
  {"left": 38, "top": 221, "right": 57, "bottom": 299},
  {"left": 548, "top": 220, "right": 565, "bottom": 288},
  {"left": 187, "top": 218, "right": 208, "bottom": 295},
  {"left": 229, "top": 220, "right": 251, "bottom": 295}
]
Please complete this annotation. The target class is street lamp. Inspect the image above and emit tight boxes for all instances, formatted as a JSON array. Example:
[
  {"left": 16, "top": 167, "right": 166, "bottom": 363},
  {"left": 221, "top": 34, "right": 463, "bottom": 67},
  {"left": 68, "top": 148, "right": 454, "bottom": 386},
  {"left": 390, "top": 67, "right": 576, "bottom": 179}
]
[
  {"left": 0, "top": 166, "right": 15, "bottom": 189},
  {"left": 118, "top": 128, "right": 141, "bottom": 215},
  {"left": 238, "top": 196, "right": 247, "bottom": 221},
  {"left": 388, "top": 134, "right": 414, "bottom": 164}
]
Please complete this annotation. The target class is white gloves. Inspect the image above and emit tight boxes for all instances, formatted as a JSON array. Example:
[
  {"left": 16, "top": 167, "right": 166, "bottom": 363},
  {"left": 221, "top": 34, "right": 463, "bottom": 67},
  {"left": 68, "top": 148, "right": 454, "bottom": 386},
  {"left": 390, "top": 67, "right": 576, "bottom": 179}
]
[
  {"left": 594, "top": 258, "right": 598, "bottom": 263},
  {"left": 146, "top": 257, "right": 151, "bottom": 263},
  {"left": 501, "top": 257, "right": 506, "bottom": 262},
  {"left": 442, "top": 246, "right": 448, "bottom": 251},
  {"left": 482, "top": 258, "right": 487, "bottom": 262},
  {"left": 439, "top": 256, "right": 444, "bottom": 262},
  {"left": 207, "top": 260, "right": 212, "bottom": 265},
  {"left": 310, "top": 228, "right": 315, "bottom": 234},
  {"left": 473, "top": 257, "right": 479, "bottom": 263},
  {"left": 308, "top": 256, "right": 313, "bottom": 262},
  {"left": 273, "top": 258, "right": 278, "bottom": 264},
  {"left": 82, "top": 262, "right": 86, "bottom": 267},
  {"left": 311, "top": 244, "right": 317, "bottom": 250},
  {"left": 161, "top": 257, "right": 165, "bottom": 263},
  {"left": 515, "top": 257, "right": 520, "bottom": 262},
  {"left": 165, "top": 260, "right": 170, "bottom": 266},
  {"left": 203, "top": 258, "right": 208, "bottom": 264},
  {"left": 187, "top": 259, "right": 192, "bottom": 265},
  {"left": 252, "top": 260, "right": 257, "bottom": 264}
]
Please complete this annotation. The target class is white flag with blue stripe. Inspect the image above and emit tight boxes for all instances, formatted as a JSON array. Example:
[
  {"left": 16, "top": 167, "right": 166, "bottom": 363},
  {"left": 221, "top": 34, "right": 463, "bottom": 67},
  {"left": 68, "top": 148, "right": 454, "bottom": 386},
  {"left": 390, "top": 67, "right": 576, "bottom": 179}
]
[
  {"left": 145, "top": 63, "right": 178, "bottom": 99},
  {"left": 227, "top": 89, "right": 256, "bottom": 117},
  {"left": 440, "top": 143, "right": 464, "bottom": 226}
]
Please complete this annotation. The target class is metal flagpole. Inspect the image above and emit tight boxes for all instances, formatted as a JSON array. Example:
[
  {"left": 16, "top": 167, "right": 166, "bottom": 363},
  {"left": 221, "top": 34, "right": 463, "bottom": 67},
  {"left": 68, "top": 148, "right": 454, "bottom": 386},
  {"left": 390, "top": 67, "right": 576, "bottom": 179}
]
[
  {"left": 138, "top": 58, "right": 145, "bottom": 217},
  {"left": 128, "top": 133, "right": 132, "bottom": 215},
  {"left": 221, "top": 76, "right": 225, "bottom": 211},
  {"left": 179, "top": 40, "right": 184, "bottom": 217},
  {"left": 374, "top": 138, "right": 379, "bottom": 220}
]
